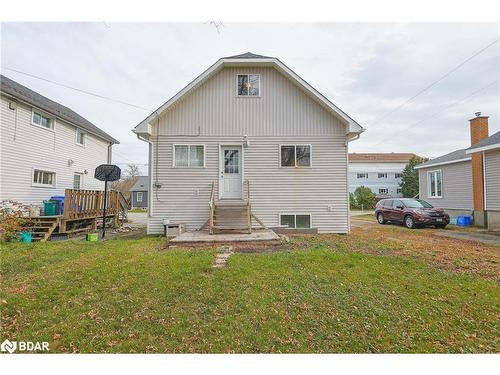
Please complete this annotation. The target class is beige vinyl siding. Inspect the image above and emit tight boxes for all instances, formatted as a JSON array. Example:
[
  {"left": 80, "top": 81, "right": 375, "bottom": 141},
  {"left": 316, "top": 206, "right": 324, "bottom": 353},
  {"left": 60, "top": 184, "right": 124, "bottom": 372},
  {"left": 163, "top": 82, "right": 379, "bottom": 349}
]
[
  {"left": 485, "top": 149, "right": 500, "bottom": 210},
  {"left": 148, "top": 136, "right": 349, "bottom": 234},
  {"left": 1, "top": 95, "right": 110, "bottom": 205},
  {"left": 418, "top": 161, "right": 473, "bottom": 210},
  {"left": 154, "top": 67, "right": 346, "bottom": 137}
]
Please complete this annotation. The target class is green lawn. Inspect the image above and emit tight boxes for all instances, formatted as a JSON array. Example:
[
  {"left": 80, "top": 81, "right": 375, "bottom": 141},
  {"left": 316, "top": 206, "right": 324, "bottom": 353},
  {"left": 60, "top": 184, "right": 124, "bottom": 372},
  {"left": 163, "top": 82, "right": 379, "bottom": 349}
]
[{"left": 1, "top": 236, "right": 498, "bottom": 353}]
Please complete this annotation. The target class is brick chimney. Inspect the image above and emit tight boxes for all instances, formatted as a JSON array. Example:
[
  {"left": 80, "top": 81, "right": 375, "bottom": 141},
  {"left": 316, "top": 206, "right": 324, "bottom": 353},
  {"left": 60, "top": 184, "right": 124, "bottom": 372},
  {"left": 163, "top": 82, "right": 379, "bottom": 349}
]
[{"left": 469, "top": 112, "right": 489, "bottom": 222}]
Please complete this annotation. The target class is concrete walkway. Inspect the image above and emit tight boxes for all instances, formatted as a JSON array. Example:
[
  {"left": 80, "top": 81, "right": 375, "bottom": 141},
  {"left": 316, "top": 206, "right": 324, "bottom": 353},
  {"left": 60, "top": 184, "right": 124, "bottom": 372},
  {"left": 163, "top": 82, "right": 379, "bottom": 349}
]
[
  {"left": 127, "top": 212, "right": 147, "bottom": 228},
  {"left": 170, "top": 229, "right": 280, "bottom": 243}
]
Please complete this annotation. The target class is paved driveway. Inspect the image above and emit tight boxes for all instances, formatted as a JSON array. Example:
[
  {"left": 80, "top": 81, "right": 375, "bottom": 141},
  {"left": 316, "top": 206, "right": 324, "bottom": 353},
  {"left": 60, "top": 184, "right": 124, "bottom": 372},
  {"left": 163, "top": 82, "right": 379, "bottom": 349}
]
[{"left": 127, "top": 212, "right": 147, "bottom": 228}]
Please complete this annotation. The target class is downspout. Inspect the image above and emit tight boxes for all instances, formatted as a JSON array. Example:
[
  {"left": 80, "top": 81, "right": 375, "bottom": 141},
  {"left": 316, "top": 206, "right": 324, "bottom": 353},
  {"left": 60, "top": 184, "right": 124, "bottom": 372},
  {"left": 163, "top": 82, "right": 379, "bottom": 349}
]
[{"left": 136, "top": 132, "right": 153, "bottom": 220}]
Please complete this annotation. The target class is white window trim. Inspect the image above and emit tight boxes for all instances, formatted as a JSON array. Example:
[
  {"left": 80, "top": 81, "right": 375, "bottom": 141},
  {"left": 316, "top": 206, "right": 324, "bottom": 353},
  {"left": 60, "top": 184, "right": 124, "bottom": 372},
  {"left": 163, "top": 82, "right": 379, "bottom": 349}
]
[
  {"left": 427, "top": 169, "right": 443, "bottom": 199},
  {"left": 395, "top": 173, "right": 403, "bottom": 179},
  {"left": 236, "top": 73, "right": 261, "bottom": 98},
  {"left": 32, "top": 168, "right": 57, "bottom": 188},
  {"left": 278, "top": 213, "right": 312, "bottom": 229},
  {"left": 31, "top": 108, "right": 55, "bottom": 131},
  {"left": 75, "top": 128, "right": 86, "bottom": 147},
  {"left": 279, "top": 144, "right": 312, "bottom": 168},
  {"left": 172, "top": 144, "right": 206, "bottom": 168},
  {"left": 136, "top": 191, "right": 144, "bottom": 202},
  {"left": 378, "top": 173, "right": 388, "bottom": 179},
  {"left": 357, "top": 173, "right": 368, "bottom": 179},
  {"left": 379, "top": 188, "right": 389, "bottom": 194}
]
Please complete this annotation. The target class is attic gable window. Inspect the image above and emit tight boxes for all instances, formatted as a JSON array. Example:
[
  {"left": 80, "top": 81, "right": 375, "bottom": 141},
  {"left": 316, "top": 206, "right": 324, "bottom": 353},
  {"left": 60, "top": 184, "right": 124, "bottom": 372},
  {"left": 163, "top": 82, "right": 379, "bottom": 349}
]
[{"left": 237, "top": 74, "right": 260, "bottom": 96}]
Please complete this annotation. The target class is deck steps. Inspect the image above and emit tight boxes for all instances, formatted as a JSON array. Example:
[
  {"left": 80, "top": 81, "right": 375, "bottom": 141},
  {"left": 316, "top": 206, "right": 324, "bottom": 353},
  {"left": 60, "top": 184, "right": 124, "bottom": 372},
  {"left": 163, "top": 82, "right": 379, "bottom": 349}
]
[
  {"left": 26, "top": 216, "right": 60, "bottom": 242},
  {"left": 212, "top": 202, "right": 251, "bottom": 234}
]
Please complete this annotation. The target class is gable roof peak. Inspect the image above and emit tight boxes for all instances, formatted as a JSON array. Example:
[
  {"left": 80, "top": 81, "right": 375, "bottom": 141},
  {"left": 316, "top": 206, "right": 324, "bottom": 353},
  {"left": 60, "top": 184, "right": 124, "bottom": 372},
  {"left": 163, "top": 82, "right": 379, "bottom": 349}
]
[{"left": 225, "top": 52, "right": 273, "bottom": 59}]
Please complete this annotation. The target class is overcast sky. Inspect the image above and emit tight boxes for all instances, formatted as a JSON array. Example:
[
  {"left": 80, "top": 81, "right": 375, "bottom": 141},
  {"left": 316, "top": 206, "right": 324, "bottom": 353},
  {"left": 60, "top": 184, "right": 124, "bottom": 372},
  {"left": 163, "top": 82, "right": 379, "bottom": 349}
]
[{"left": 1, "top": 23, "right": 499, "bottom": 172}]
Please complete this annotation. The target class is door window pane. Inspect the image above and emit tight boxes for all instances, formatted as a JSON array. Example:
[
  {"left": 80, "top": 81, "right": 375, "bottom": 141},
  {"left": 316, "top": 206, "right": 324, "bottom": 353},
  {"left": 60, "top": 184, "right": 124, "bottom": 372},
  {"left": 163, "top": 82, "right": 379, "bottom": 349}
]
[
  {"left": 280, "top": 215, "right": 295, "bottom": 228},
  {"left": 224, "top": 150, "right": 239, "bottom": 174},
  {"left": 73, "top": 174, "right": 81, "bottom": 189}
]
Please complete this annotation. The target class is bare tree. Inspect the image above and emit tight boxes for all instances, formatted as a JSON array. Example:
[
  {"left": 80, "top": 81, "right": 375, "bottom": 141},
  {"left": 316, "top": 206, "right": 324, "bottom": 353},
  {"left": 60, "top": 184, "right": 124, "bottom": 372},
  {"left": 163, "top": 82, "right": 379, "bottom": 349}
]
[{"left": 124, "top": 163, "right": 141, "bottom": 179}]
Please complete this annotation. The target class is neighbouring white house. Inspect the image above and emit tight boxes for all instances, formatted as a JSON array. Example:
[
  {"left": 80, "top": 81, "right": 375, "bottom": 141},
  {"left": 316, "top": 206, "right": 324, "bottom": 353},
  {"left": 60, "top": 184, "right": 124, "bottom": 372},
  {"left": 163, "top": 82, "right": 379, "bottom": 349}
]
[
  {"left": 0, "top": 75, "right": 119, "bottom": 206},
  {"left": 133, "top": 52, "right": 365, "bottom": 235},
  {"left": 416, "top": 113, "right": 499, "bottom": 229},
  {"left": 348, "top": 153, "right": 418, "bottom": 198}
]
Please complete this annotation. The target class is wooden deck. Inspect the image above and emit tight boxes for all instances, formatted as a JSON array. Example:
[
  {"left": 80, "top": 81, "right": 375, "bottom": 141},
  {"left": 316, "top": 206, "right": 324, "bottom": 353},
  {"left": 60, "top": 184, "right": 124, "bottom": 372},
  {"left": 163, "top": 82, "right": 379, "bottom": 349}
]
[{"left": 26, "top": 189, "right": 126, "bottom": 241}]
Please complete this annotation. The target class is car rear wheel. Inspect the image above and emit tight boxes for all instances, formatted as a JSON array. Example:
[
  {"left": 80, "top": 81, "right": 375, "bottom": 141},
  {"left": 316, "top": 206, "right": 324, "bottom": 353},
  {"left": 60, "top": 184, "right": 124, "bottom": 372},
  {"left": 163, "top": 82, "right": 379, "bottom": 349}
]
[
  {"left": 436, "top": 224, "right": 447, "bottom": 229},
  {"left": 404, "top": 215, "right": 415, "bottom": 229},
  {"left": 377, "top": 213, "right": 386, "bottom": 224}
]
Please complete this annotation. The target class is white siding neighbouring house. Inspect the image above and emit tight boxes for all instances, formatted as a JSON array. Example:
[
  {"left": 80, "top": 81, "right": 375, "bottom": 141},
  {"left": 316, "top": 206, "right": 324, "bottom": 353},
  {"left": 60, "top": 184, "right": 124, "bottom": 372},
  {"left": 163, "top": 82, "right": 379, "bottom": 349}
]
[
  {"left": 0, "top": 75, "right": 119, "bottom": 206},
  {"left": 134, "top": 52, "right": 364, "bottom": 234}
]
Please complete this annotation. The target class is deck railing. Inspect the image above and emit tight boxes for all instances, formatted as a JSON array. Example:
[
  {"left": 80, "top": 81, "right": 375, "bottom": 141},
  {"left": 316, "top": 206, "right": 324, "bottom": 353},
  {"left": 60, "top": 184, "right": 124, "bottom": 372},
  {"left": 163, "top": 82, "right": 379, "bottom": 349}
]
[
  {"left": 208, "top": 182, "right": 215, "bottom": 234},
  {"left": 63, "top": 189, "right": 120, "bottom": 219}
]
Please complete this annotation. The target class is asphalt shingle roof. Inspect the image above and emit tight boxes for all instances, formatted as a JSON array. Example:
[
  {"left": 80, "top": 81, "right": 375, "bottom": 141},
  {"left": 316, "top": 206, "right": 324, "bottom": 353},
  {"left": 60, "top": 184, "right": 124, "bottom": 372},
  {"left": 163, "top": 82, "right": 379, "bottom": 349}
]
[
  {"left": 130, "top": 176, "right": 149, "bottom": 191},
  {"left": 225, "top": 52, "right": 272, "bottom": 59},
  {"left": 0, "top": 74, "right": 119, "bottom": 144},
  {"left": 416, "top": 148, "right": 470, "bottom": 169},
  {"left": 467, "top": 131, "right": 500, "bottom": 152}
]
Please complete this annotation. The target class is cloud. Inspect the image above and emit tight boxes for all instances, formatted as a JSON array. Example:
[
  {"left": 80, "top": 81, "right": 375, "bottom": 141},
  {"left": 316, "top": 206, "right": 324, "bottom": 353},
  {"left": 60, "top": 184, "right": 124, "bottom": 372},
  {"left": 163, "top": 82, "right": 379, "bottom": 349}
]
[{"left": 1, "top": 22, "right": 498, "bottom": 166}]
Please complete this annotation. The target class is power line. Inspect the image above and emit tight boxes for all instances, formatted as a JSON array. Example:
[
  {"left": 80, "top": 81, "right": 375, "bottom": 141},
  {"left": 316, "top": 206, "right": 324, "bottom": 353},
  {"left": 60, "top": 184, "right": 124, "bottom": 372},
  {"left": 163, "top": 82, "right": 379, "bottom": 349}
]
[
  {"left": 3, "top": 67, "right": 154, "bottom": 112},
  {"left": 370, "top": 37, "right": 500, "bottom": 127},
  {"left": 370, "top": 78, "right": 500, "bottom": 148}
]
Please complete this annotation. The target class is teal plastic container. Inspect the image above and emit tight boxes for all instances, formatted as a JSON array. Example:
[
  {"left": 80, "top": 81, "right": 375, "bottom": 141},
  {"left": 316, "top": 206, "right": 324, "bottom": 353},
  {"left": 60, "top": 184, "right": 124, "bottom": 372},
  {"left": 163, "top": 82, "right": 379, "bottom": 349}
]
[
  {"left": 19, "top": 231, "right": 32, "bottom": 243},
  {"left": 43, "top": 200, "right": 57, "bottom": 216}
]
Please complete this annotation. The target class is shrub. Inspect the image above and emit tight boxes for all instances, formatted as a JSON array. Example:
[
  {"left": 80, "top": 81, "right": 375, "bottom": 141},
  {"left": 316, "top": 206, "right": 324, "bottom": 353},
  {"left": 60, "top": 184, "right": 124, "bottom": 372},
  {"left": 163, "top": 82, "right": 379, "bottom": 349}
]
[
  {"left": 0, "top": 209, "right": 28, "bottom": 242},
  {"left": 353, "top": 186, "right": 376, "bottom": 210}
]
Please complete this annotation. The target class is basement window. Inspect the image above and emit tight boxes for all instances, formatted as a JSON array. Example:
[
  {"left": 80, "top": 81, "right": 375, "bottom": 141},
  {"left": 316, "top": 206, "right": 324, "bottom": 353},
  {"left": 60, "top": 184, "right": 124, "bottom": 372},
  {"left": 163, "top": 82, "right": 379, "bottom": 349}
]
[
  {"left": 427, "top": 170, "right": 442, "bottom": 198},
  {"left": 237, "top": 74, "right": 260, "bottom": 96},
  {"left": 173, "top": 145, "right": 205, "bottom": 168},
  {"left": 279, "top": 214, "right": 311, "bottom": 229}
]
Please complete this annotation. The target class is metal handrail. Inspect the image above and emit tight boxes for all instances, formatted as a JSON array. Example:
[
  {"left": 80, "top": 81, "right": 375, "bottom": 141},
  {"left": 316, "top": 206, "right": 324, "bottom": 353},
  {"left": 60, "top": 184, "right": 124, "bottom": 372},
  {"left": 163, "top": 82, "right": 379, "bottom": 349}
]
[{"left": 208, "top": 182, "right": 215, "bottom": 234}]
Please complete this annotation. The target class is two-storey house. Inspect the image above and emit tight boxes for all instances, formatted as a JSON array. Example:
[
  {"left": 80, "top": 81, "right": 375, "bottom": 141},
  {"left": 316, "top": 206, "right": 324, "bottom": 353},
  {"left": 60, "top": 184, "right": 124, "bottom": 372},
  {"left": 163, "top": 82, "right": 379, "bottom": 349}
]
[
  {"left": 0, "top": 75, "right": 119, "bottom": 206},
  {"left": 133, "top": 53, "right": 365, "bottom": 235}
]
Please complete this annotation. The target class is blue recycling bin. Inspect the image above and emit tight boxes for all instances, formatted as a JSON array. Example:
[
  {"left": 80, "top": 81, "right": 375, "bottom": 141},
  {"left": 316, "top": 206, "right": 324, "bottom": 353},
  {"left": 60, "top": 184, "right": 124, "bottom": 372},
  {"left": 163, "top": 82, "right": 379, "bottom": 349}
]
[
  {"left": 50, "top": 196, "right": 65, "bottom": 215},
  {"left": 456, "top": 215, "right": 472, "bottom": 227}
]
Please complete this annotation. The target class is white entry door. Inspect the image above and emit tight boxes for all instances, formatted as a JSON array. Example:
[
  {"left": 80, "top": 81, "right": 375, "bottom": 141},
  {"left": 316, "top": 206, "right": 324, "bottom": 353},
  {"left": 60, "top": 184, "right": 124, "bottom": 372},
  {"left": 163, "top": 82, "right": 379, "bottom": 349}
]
[{"left": 220, "top": 145, "right": 242, "bottom": 199}]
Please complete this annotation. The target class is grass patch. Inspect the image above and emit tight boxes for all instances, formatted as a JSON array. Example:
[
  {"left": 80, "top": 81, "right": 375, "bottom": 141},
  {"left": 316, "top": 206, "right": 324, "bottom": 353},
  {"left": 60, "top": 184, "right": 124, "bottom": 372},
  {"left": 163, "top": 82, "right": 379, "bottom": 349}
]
[{"left": 1, "top": 235, "right": 498, "bottom": 353}]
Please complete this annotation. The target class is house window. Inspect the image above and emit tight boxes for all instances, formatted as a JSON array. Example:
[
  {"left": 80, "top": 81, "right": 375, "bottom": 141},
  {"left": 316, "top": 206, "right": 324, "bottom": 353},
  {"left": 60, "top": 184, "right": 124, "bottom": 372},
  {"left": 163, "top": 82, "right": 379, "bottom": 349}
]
[
  {"left": 427, "top": 170, "right": 442, "bottom": 198},
  {"left": 237, "top": 74, "right": 260, "bottom": 96},
  {"left": 33, "top": 169, "right": 56, "bottom": 187},
  {"left": 73, "top": 173, "right": 82, "bottom": 189},
  {"left": 395, "top": 173, "right": 403, "bottom": 179},
  {"left": 357, "top": 173, "right": 368, "bottom": 179},
  {"left": 32, "top": 110, "right": 53, "bottom": 130},
  {"left": 397, "top": 188, "right": 402, "bottom": 194},
  {"left": 379, "top": 188, "right": 388, "bottom": 194},
  {"left": 280, "top": 145, "right": 311, "bottom": 167},
  {"left": 279, "top": 214, "right": 311, "bottom": 229},
  {"left": 136, "top": 192, "right": 143, "bottom": 202},
  {"left": 76, "top": 129, "right": 86, "bottom": 146},
  {"left": 174, "top": 145, "right": 205, "bottom": 167},
  {"left": 378, "top": 173, "right": 387, "bottom": 179}
]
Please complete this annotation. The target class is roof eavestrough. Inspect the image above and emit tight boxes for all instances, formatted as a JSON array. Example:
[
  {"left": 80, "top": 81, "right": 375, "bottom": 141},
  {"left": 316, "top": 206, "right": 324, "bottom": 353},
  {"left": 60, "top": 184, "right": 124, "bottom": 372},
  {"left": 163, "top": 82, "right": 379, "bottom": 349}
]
[{"left": 133, "top": 53, "right": 365, "bottom": 136}]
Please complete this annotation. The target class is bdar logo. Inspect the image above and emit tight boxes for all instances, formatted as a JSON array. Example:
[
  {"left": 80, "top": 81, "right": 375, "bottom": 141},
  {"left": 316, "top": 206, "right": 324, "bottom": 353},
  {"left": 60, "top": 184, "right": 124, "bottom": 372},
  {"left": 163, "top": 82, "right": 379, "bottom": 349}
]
[{"left": 1, "top": 339, "right": 17, "bottom": 353}]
